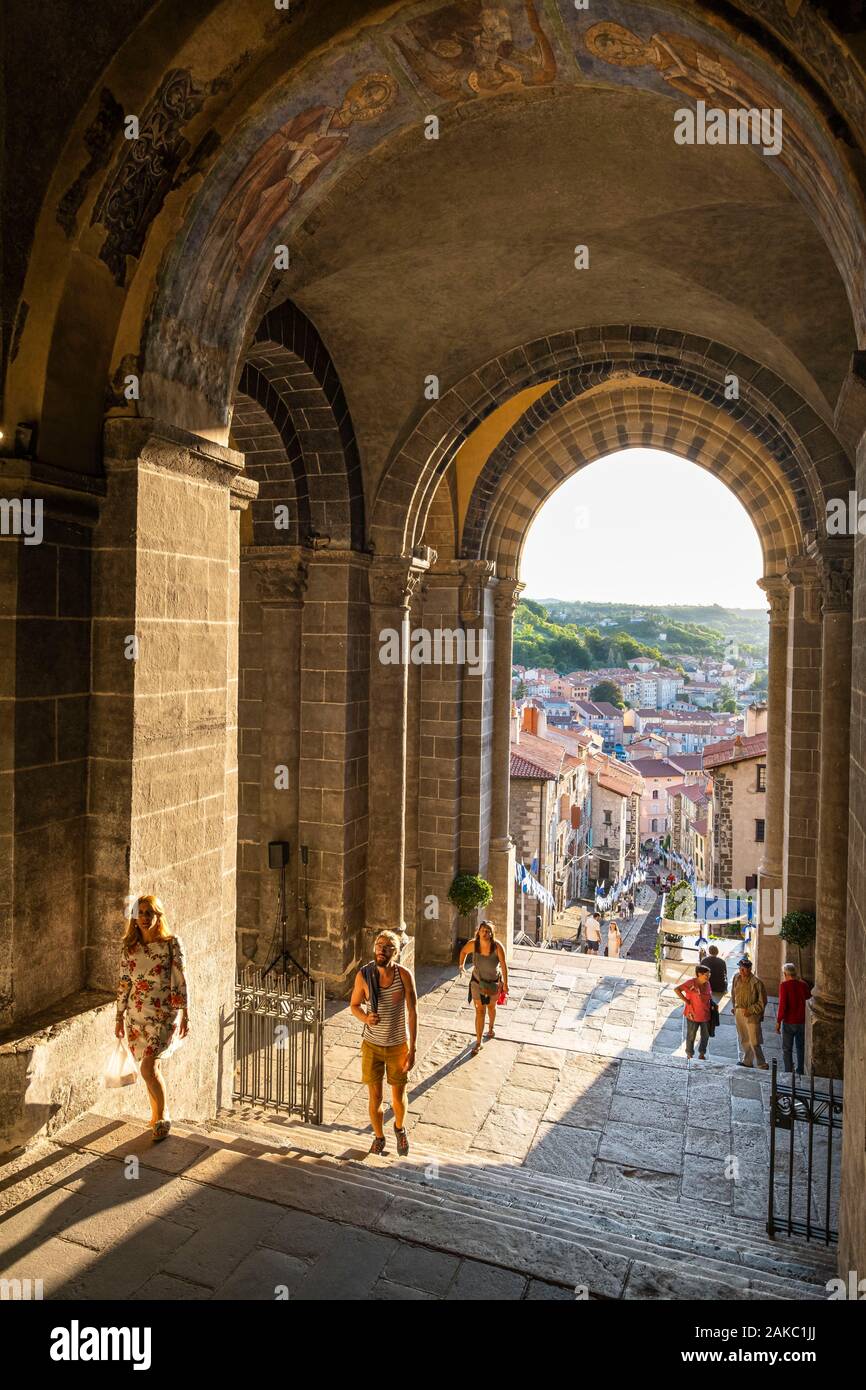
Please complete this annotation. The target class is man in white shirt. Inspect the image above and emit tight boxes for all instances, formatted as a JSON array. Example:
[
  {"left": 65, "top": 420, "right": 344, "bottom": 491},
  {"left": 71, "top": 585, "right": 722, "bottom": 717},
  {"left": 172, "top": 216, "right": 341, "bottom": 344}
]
[{"left": 583, "top": 912, "right": 601, "bottom": 954}]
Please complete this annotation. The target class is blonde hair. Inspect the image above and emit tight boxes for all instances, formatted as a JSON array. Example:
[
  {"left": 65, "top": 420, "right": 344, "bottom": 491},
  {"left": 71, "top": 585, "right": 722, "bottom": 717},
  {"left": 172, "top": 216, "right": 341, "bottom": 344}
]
[
  {"left": 374, "top": 929, "right": 402, "bottom": 958},
  {"left": 123, "top": 895, "right": 170, "bottom": 950}
]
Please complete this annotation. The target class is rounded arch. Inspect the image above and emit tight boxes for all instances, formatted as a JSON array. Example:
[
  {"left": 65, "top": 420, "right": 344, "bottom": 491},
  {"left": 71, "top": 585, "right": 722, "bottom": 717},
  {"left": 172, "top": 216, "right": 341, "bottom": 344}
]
[
  {"left": 371, "top": 327, "right": 852, "bottom": 563},
  {"left": 231, "top": 299, "right": 366, "bottom": 551},
  {"left": 475, "top": 382, "right": 802, "bottom": 578},
  {"left": 7, "top": 0, "right": 866, "bottom": 468}
]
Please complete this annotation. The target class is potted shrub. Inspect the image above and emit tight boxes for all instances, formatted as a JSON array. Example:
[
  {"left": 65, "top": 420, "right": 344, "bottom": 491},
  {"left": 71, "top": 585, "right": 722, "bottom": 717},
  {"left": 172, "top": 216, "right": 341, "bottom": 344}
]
[
  {"left": 448, "top": 872, "right": 493, "bottom": 922},
  {"left": 779, "top": 908, "right": 816, "bottom": 979}
]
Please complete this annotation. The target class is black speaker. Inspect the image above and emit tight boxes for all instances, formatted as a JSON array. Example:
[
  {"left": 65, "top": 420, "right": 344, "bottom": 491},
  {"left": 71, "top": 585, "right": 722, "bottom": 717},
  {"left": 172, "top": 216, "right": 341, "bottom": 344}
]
[{"left": 268, "top": 841, "right": 290, "bottom": 868}]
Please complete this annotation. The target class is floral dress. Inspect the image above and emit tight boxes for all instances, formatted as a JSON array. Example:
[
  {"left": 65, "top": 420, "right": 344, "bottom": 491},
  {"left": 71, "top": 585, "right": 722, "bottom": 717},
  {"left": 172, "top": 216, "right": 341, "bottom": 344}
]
[{"left": 115, "top": 935, "right": 189, "bottom": 1063}]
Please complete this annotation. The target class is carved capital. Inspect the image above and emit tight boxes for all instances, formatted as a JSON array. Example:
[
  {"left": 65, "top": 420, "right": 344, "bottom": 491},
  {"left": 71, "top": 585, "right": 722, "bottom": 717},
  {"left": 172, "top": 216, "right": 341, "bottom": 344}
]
[
  {"left": 784, "top": 554, "right": 822, "bottom": 624},
  {"left": 757, "top": 575, "right": 789, "bottom": 624},
  {"left": 246, "top": 553, "right": 308, "bottom": 604},
  {"left": 816, "top": 548, "right": 854, "bottom": 614},
  {"left": 458, "top": 560, "right": 495, "bottom": 623},
  {"left": 369, "top": 557, "right": 428, "bottom": 610},
  {"left": 493, "top": 578, "right": 526, "bottom": 620}
]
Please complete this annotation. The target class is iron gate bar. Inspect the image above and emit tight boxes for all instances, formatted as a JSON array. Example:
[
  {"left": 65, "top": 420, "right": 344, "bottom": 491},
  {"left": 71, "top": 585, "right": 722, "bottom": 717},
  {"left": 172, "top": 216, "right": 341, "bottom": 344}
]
[
  {"left": 767, "top": 1058, "right": 842, "bottom": 1244},
  {"left": 233, "top": 965, "right": 324, "bottom": 1123}
]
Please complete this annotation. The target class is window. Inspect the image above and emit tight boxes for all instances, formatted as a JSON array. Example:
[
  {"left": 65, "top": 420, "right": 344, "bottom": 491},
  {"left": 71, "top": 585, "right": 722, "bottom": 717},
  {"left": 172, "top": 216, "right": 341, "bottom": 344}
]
[
  {"left": 756, "top": 764, "right": 766, "bottom": 792},
  {"left": 755, "top": 818, "right": 765, "bottom": 843},
  {"left": 652, "top": 789, "right": 658, "bottom": 800},
  {"left": 652, "top": 818, "right": 658, "bottom": 832},
  {"left": 603, "top": 810, "right": 612, "bottom": 826}
]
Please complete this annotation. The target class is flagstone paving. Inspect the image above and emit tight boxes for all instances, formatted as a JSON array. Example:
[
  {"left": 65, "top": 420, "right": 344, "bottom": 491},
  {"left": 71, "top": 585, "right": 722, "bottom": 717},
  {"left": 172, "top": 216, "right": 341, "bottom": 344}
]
[{"left": 0, "top": 950, "right": 839, "bottom": 1301}]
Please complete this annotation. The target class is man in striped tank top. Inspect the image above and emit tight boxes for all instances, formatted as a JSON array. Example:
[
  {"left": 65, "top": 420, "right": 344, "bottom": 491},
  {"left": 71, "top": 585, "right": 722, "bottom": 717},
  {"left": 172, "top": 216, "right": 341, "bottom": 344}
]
[{"left": 350, "top": 930, "right": 418, "bottom": 1155}]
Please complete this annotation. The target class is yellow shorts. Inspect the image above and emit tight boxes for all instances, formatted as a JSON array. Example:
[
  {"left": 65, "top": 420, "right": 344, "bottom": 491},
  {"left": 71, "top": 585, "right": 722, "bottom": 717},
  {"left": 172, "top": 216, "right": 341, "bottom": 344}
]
[{"left": 361, "top": 1040, "right": 409, "bottom": 1088}]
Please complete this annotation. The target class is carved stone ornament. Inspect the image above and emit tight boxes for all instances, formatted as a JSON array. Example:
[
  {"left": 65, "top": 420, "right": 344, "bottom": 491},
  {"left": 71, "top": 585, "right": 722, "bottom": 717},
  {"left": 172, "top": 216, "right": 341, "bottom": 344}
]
[
  {"left": 248, "top": 557, "right": 308, "bottom": 604},
  {"left": 369, "top": 558, "right": 428, "bottom": 609},
  {"left": 459, "top": 561, "right": 495, "bottom": 623},
  {"left": 493, "top": 578, "right": 525, "bottom": 620},
  {"left": 817, "top": 552, "right": 854, "bottom": 613},
  {"left": 784, "top": 555, "right": 822, "bottom": 624},
  {"left": 757, "top": 575, "right": 788, "bottom": 624}
]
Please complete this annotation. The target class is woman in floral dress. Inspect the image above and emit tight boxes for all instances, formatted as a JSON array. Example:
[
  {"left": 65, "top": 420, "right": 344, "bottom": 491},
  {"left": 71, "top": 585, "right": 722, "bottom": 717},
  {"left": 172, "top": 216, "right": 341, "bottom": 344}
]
[{"left": 115, "top": 895, "right": 189, "bottom": 1141}]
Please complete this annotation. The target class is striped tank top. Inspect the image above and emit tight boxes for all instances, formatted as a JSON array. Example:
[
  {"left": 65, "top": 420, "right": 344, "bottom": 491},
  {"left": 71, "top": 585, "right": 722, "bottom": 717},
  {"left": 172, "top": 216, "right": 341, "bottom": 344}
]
[{"left": 363, "top": 968, "right": 406, "bottom": 1046}]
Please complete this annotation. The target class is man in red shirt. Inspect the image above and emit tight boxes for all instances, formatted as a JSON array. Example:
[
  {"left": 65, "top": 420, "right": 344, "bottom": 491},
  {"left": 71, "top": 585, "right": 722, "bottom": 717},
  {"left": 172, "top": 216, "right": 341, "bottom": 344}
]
[
  {"left": 776, "top": 963, "right": 812, "bottom": 1075},
  {"left": 675, "top": 964, "right": 713, "bottom": 1061}
]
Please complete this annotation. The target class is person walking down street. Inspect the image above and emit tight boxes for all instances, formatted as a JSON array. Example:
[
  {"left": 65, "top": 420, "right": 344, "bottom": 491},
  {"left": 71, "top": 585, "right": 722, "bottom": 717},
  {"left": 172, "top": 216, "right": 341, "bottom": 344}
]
[
  {"left": 607, "top": 921, "right": 622, "bottom": 959},
  {"left": 115, "top": 895, "right": 190, "bottom": 1143},
  {"left": 458, "top": 921, "right": 508, "bottom": 1055},
  {"left": 700, "top": 944, "right": 728, "bottom": 999},
  {"left": 731, "top": 957, "right": 769, "bottom": 1069},
  {"left": 675, "top": 964, "right": 713, "bottom": 1061},
  {"left": 583, "top": 911, "right": 601, "bottom": 955},
  {"left": 776, "top": 963, "right": 812, "bottom": 1075},
  {"left": 350, "top": 930, "right": 418, "bottom": 1155}
]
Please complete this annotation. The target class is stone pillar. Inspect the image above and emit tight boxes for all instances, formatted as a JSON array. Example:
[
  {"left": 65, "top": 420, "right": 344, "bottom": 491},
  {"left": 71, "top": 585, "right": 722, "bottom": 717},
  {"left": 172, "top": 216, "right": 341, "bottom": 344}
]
[
  {"left": 414, "top": 559, "right": 466, "bottom": 962},
  {"left": 781, "top": 555, "right": 822, "bottom": 925},
  {"left": 88, "top": 418, "right": 255, "bottom": 1121},
  {"left": 808, "top": 543, "right": 854, "bottom": 1077},
  {"left": 298, "top": 550, "right": 371, "bottom": 990},
  {"left": 366, "top": 553, "right": 431, "bottom": 949},
  {"left": 489, "top": 578, "right": 524, "bottom": 954},
  {"left": 237, "top": 548, "right": 308, "bottom": 965},
  {"left": 755, "top": 575, "right": 789, "bottom": 989},
  {"left": 458, "top": 561, "right": 495, "bottom": 880}
]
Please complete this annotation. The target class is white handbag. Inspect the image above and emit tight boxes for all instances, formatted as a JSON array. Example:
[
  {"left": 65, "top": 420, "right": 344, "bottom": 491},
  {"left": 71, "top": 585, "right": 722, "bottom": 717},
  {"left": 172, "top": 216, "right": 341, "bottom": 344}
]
[{"left": 104, "top": 1038, "right": 138, "bottom": 1088}]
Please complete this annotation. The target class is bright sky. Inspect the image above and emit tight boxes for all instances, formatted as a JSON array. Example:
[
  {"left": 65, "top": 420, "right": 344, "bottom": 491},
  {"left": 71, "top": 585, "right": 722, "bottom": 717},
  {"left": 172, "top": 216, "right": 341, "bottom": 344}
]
[{"left": 519, "top": 448, "right": 765, "bottom": 609}]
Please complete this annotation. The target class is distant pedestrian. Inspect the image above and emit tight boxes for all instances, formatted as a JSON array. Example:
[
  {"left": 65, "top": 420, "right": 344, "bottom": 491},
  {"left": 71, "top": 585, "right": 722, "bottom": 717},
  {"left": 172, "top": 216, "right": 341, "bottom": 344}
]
[
  {"left": 731, "top": 958, "right": 768, "bottom": 1069},
  {"left": 776, "top": 963, "right": 812, "bottom": 1075},
  {"left": 583, "top": 911, "right": 601, "bottom": 955},
  {"left": 607, "top": 921, "right": 622, "bottom": 959},
  {"left": 458, "top": 921, "right": 508, "bottom": 1056},
  {"left": 675, "top": 964, "right": 713, "bottom": 1061},
  {"left": 700, "top": 944, "right": 728, "bottom": 998}
]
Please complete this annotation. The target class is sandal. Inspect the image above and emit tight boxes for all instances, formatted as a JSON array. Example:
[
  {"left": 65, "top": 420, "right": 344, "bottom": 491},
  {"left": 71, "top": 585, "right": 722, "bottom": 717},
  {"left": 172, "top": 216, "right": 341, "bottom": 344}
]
[
  {"left": 486, "top": 1030, "right": 495, "bottom": 1040},
  {"left": 395, "top": 1125, "right": 409, "bottom": 1157},
  {"left": 471, "top": 1043, "right": 481, "bottom": 1056},
  {"left": 369, "top": 1135, "right": 386, "bottom": 1155},
  {"left": 152, "top": 1119, "right": 171, "bottom": 1143}
]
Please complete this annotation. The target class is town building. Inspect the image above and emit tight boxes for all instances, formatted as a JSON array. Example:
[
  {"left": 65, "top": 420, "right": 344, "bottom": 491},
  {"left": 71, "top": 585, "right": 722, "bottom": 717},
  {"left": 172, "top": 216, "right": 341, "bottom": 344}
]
[{"left": 703, "top": 727, "right": 768, "bottom": 892}]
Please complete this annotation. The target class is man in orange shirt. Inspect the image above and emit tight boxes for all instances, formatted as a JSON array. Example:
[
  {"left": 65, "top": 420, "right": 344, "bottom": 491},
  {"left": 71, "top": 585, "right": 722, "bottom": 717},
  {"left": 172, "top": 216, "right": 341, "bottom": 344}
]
[{"left": 776, "top": 963, "right": 812, "bottom": 1076}]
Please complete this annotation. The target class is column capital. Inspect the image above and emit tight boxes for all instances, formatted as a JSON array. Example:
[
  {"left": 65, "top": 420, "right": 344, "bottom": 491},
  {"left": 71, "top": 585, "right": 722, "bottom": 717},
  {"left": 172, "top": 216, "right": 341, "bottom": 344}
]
[
  {"left": 369, "top": 555, "right": 432, "bottom": 610},
  {"left": 493, "top": 578, "right": 526, "bottom": 619},
  {"left": 244, "top": 548, "right": 309, "bottom": 604},
  {"left": 458, "top": 560, "right": 495, "bottom": 623},
  {"left": 813, "top": 541, "right": 854, "bottom": 614},
  {"left": 757, "top": 574, "right": 789, "bottom": 623},
  {"left": 784, "top": 552, "right": 822, "bottom": 623}
]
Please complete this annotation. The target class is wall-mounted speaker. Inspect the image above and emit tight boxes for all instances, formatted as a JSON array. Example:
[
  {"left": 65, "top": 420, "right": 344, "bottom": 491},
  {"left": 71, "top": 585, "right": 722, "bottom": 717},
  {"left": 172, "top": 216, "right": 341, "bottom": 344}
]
[{"left": 268, "top": 841, "right": 290, "bottom": 868}]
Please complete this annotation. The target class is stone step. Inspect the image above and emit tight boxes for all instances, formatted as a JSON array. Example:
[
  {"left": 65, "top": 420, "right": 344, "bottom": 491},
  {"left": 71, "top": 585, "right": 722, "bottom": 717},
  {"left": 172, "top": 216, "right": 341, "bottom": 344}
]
[
  {"left": 215, "top": 1108, "right": 834, "bottom": 1269},
  {"left": 171, "top": 1117, "right": 831, "bottom": 1299}
]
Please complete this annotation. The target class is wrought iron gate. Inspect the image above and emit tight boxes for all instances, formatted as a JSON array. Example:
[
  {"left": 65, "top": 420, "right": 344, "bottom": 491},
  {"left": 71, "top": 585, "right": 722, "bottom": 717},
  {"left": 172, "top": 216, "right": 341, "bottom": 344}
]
[
  {"left": 767, "top": 1059, "right": 843, "bottom": 1243},
  {"left": 233, "top": 966, "right": 324, "bottom": 1123}
]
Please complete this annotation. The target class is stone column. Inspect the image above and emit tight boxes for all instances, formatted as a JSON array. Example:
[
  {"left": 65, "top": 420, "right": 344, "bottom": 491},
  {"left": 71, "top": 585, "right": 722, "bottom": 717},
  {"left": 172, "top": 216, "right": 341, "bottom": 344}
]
[
  {"left": 808, "top": 543, "right": 854, "bottom": 1077},
  {"left": 781, "top": 555, "right": 822, "bottom": 924},
  {"left": 88, "top": 418, "right": 256, "bottom": 1121},
  {"left": 237, "top": 548, "right": 308, "bottom": 965},
  {"left": 755, "top": 574, "right": 789, "bottom": 988},
  {"left": 458, "top": 561, "right": 495, "bottom": 880},
  {"left": 489, "top": 578, "right": 524, "bottom": 955},
  {"left": 366, "top": 553, "right": 432, "bottom": 950}
]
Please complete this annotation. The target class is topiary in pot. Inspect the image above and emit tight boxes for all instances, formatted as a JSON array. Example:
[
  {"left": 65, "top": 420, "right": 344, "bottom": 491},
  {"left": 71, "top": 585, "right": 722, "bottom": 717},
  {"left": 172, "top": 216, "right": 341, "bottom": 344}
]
[
  {"left": 780, "top": 908, "right": 816, "bottom": 979},
  {"left": 448, "top": 873, "right": 493, "bottom": 920}
]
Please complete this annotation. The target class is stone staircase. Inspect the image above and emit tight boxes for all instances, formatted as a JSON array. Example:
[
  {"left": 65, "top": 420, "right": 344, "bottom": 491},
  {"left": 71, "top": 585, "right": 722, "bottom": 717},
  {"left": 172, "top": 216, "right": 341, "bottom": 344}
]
[{"left": 166, "top": 1107, "right": 838, "bottom": 1301}]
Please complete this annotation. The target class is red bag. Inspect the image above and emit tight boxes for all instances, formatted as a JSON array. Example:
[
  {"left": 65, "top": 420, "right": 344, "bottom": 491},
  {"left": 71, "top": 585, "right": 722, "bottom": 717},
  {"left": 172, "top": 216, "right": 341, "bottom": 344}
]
[{"left": 496, "top": 986, "right": 508, "bottom": 1006}]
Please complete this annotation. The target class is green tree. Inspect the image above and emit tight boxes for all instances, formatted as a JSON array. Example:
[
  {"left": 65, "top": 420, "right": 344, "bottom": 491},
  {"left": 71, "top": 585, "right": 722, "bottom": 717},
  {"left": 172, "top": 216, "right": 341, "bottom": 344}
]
[
  {"left": 590, "top": 680, "right": 624, "bottom": 708},
  {"left": 718, "top": 681, "right": 738, "bottom": 713}
]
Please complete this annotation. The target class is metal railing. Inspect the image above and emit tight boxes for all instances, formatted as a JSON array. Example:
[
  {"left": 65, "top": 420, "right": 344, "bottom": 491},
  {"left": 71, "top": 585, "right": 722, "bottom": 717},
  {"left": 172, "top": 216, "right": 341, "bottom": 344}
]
[
  {"left": 233, "top": 965, "right": 324, "bottom": 1124},
  {"left": 767, "top": 1059, "right": 843, "bottom": 1244}
]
